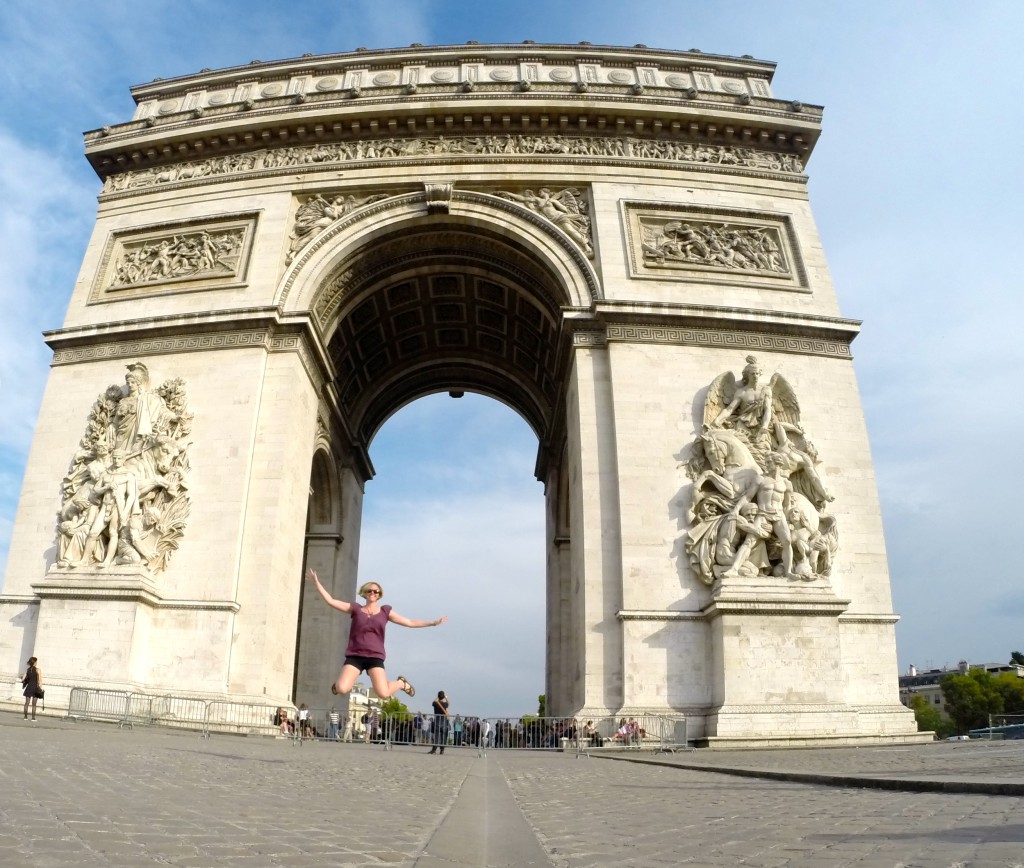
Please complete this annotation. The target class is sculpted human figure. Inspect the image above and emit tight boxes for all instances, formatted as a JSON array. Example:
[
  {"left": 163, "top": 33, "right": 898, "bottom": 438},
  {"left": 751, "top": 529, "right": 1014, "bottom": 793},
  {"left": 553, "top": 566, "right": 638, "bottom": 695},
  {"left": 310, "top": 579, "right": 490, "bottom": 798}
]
[
  {"left": 712, "top": 355, "right": 773, "bottom": 439},
  {"left": 716, "top": 503, "right": 771, "bottom": 578},
  {"left": 788, "top": 506, "right": 827, "bottom": 581},
  {"left": 111, "top": 362, "right": 177, "bottom": 453},
  {"left": 88, "top": 448, "right": 139, "bottom": 567},
  {"left": 735, "top": 452, "right": 795, "bottom": 579},
  {"left": 772, "top": 420, "right": 833, "bottom": 509}
]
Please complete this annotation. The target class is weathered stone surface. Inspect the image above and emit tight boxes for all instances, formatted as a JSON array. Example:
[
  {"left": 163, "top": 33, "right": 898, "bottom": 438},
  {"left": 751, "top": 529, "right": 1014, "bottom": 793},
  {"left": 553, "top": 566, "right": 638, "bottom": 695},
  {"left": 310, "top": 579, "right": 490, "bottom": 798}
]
[{"left": 0, "top": 43, "right": 916, "bottom": 744}]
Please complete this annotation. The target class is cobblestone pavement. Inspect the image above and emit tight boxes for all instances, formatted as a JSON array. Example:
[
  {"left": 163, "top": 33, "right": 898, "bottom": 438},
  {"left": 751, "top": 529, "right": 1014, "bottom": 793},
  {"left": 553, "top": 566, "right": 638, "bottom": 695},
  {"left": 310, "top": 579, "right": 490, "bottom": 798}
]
[{"left": 2, "top": 714, "right": 1023, "bottom": 867}]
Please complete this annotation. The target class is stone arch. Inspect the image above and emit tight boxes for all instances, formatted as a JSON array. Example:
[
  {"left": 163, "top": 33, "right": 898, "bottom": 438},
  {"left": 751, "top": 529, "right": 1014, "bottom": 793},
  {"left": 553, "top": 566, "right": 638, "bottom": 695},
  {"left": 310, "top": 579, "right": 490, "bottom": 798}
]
[{"left": 283, "top": 190, "right": 598, "bottom": 461}]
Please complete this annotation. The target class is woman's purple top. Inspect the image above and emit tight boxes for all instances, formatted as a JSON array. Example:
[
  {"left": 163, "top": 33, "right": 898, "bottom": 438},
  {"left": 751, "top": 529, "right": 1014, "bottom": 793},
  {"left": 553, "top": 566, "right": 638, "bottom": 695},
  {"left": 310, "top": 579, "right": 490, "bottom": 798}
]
[{"left": 346, "top": 603, "right": 392, "bottom": 659}]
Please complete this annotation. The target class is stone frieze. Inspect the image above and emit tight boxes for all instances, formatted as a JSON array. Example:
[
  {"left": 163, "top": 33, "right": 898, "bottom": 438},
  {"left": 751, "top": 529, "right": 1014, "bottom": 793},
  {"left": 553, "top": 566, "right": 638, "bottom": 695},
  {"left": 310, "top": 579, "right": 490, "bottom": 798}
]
[{"left": 102, "top": 135, "right": 803, "bottom": 196}]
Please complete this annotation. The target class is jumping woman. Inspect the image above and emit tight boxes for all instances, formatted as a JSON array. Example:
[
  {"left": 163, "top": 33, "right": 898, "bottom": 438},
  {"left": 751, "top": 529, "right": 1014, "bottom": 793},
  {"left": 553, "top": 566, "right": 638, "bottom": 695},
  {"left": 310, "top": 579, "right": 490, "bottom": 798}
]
[{"left": 306, "top": 569, "right": 447, "bottom": 699}]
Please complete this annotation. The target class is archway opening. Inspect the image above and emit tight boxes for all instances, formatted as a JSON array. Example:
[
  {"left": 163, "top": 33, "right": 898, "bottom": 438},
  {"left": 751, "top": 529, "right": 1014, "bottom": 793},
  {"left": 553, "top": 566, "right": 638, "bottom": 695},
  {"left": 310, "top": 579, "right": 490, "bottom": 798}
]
[
  {"left": 359, "top": 392, "right": 545, "bottom": 719},
  {"left": 295, "top": 214, "right": 584, "bottom": 718}
]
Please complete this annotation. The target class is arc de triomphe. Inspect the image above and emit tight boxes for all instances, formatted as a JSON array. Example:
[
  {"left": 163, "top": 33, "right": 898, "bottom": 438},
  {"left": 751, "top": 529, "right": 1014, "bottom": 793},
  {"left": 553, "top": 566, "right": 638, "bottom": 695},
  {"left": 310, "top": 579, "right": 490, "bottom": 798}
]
[{"left": 0, "top": 43, "right": 922, "bottom": 746}]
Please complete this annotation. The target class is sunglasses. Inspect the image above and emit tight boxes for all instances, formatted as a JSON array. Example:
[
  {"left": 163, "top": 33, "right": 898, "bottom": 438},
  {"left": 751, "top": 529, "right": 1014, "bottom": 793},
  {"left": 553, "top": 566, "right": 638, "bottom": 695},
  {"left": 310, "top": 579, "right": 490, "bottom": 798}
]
[{"left": 364, "top": 589, "right": 381, "bottom": 595}]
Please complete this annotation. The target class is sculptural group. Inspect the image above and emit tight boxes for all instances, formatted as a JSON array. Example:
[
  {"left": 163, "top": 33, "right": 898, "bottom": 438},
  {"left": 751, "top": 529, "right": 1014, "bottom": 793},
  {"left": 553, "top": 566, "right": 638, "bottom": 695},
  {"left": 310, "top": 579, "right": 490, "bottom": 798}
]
[
  {"left": 685, "top": 356, "right": 837, "bottom": 586},
  {"left": 55, "top": 363, "right": 192, "bottom": 574}
]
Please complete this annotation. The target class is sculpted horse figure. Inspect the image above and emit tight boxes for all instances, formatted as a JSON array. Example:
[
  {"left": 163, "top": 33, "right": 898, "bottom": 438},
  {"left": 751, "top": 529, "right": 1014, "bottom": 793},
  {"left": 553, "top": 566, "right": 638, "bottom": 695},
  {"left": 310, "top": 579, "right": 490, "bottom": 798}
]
[{"left": 690, "top": 426, "right": 761, "bottom": 504}]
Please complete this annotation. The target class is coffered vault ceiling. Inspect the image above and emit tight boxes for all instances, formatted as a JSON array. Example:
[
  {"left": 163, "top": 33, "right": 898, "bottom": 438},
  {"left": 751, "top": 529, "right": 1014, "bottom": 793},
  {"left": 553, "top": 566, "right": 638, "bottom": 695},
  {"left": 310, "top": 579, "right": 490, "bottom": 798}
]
[{"left": 321, "top": 226, "right": 568, "bottom": 448}]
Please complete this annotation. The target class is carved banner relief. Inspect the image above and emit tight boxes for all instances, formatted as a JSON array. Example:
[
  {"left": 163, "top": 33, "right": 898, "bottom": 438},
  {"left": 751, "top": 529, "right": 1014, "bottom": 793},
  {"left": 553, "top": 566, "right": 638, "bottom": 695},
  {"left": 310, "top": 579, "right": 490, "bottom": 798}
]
[
  {"left": 684, "top": 356, "right": 837, "bottom": 586},
  {"left": 102, "top": 136, "right": 804, "bottom": 198},
  {"left": 55, "top": 363, "right": 193, "bottom": 574},
  {"left": 624, "top": 204, "right": 807, "bottom": 290},
  {"left": 89, "top": 215, "right": 257, "bottom": 303}
]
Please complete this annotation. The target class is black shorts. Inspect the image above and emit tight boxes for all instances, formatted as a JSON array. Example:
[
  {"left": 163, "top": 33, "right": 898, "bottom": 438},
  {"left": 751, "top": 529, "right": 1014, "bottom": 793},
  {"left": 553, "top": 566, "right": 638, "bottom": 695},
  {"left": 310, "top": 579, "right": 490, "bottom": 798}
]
[{"left": 344, "top": 655, "right": 385, "bottom": 672}]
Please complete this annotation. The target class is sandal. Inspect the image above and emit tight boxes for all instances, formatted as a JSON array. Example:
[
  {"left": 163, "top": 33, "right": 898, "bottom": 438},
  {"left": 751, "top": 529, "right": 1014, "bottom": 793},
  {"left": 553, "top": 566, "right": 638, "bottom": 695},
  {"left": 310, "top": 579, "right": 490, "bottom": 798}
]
[{"left": 397, "top": 675, "right": 415, "bottom": 697}]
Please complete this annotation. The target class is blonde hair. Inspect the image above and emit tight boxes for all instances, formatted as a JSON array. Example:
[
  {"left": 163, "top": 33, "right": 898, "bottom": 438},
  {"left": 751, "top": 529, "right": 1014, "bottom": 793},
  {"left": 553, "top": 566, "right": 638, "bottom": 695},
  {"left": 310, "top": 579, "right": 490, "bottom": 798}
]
[{"left": 358, "top": 581, "right": 384, "bottom": 599}]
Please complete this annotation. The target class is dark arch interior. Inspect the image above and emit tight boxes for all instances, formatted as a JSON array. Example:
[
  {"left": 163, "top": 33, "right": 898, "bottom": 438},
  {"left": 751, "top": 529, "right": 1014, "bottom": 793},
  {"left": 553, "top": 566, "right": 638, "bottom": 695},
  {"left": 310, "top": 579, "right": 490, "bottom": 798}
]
[{"left": 322, "top": 223, "right": 573, "bottom": 461}]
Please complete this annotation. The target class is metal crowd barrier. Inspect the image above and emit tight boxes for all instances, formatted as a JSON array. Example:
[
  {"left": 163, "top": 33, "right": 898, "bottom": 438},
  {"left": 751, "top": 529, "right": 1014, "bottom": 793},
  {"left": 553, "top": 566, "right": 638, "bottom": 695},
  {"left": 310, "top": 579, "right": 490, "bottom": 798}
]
[
  {"left": 62, "top": 690, "right": 690, "bottom": 754},
  {"left": 66, "top": 687, "right": 134, "bottom": 728},
  {"left": 64, "top": 688, "right": 282, "bottom": 738}
]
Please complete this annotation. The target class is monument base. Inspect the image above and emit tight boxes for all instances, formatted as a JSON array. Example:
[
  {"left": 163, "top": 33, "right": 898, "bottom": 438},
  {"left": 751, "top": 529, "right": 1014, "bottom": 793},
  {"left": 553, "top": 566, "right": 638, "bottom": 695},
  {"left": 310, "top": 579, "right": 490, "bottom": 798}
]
[{"left": 30, "top": 569, "right": 242, "bottom": 696}]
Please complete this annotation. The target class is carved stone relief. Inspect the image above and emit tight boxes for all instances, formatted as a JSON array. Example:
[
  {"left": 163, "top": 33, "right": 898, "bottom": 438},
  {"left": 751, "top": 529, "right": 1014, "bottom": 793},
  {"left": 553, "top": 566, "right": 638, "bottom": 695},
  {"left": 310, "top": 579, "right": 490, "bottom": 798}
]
[
  {"left": 102, "top": 135, "right": 804, "bottom": 196},
  {"left": 684, "top": 355, "right": 837, "bottom": 587},
  {"left": 286, "top": 192, "right": 391, "bottom": 264},
  {"left": 110, "top": 228, "right": 244, "bottom": 286},
  {"left": 640, "top": 218, "right": 787, "bottom": 274},
  {"left": 494, "top": 187, "right": 593, "bottom": 257},
  {"left": 90, "top": 215, "right": 257, "bottom": 302},
  {"left": 624, "top": 204, "right": 806, "bottom": 289},
  {"left": 55, "top": 362, "right": 193, "bottom": 575}
]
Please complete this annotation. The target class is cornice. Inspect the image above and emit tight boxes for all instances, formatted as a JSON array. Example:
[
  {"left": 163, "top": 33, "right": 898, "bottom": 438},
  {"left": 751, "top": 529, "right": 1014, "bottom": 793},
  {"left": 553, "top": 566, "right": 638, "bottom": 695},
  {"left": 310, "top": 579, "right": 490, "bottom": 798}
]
[
  {"left": 565, "top": 301, "right": 860, "bottom": 359},
  {"left": 33, "top": 576, "right": 241, "bottom": 612},
  {"left": 84, "top": 44, "right": 820, "bottom": 180},
  {"left": 702, "top": 596, "right": 851, "bottom": 618}
]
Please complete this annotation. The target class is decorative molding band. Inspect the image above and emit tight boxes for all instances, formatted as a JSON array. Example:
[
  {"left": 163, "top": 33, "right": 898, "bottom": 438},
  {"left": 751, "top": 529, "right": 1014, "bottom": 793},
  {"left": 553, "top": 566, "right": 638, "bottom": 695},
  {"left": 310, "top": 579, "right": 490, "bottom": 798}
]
[
  {"left": 572, "top": 330, "right": 607, "bottom": 348},
  {"left": 33, "top": 578, "right": 240, "bottom": 612},
  {"left": 616, "top": 609, "right": 706, "bottom": 622},
  {"left": 702, "top": 596, "right": 851, "bottom": 618},
  {"left": 603, "top": 324, "right": 852, "bottom": 359},
  {"left": 709, "top": 703, "right": 853, "bottom": 715},
  {"left": 49, "top": 329, "right": 275, "bottom": 366},
  {"left": 837, "top": 613, "right": 901, "bottom": 625},
  {"left": 0, "top": 595, "right": 40, "bottom": 607},
  {"left": 99, "top": 136, "right": 804, "bottom": 200}
]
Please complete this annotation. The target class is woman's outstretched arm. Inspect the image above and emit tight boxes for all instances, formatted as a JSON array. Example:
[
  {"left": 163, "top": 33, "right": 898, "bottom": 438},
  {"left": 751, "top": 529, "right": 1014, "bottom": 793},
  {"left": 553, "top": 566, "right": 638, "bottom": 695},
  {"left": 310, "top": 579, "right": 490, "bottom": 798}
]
[
  {"left": 389, "top": 612, "right": 448, "bottom": 629},
  {"left": 306, "top": 569, "right": 352, "bottom": 613}
]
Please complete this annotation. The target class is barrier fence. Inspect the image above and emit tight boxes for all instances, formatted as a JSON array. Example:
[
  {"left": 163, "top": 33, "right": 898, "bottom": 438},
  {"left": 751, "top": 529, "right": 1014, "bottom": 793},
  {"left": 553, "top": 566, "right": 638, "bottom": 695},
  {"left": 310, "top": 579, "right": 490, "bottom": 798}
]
[
  {"left": 66, "top": 687, "right": 281, "bottom": 737},
  {"left": 64, "top": 689, "right": 690, "bottom": 752}
]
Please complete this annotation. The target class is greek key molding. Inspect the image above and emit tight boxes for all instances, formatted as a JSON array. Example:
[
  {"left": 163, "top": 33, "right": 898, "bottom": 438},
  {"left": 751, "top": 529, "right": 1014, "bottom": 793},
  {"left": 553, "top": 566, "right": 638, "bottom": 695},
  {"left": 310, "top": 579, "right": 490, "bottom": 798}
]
[
  {"left": 50, "top": 330, "right": 275, "bottom": 366},
  {"left": 572, "top": 330, "right": 607, "bottom": 348},
  {"left": 603, "top": 325, "right": 851, "bottom": 358},
  {"left": 50, "top": 328, "right": 325, "bottom": 397}
]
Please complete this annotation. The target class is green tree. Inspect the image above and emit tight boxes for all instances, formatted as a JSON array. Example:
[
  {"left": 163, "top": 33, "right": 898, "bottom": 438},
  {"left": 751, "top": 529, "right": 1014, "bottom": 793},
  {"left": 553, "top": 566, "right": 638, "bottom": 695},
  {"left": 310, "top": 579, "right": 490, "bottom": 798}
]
[
  {"left": 907, "top": 695, "right": 954, "bottom": 739},
  {"left": 537, "top": 694, "right": 546, "bottom": 717},
  {"left": 381, "top": 696, "right": 411, "bottom": 719},
  {"left": 1010, "top": 650, "right": 1024, "bottom": 666},
  {"left": 940, "top": 669, "right": 1003, "bottom": 734},
  {"left": 993, "top": 672, "right": 1024, "bottom": 716}
]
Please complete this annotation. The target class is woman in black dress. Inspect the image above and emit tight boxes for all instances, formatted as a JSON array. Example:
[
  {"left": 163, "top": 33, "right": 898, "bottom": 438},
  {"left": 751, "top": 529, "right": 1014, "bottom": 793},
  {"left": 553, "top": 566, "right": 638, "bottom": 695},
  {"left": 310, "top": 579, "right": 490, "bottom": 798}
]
[{"left": 20, "top": 656, "right": 43, "bottom": 720}]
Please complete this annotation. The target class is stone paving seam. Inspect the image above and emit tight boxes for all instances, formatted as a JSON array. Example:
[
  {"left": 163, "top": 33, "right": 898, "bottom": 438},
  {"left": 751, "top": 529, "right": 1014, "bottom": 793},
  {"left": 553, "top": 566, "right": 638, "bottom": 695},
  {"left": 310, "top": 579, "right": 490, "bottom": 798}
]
[{"left": 590, "top": 753, "right": 1024, "bottom": 796}]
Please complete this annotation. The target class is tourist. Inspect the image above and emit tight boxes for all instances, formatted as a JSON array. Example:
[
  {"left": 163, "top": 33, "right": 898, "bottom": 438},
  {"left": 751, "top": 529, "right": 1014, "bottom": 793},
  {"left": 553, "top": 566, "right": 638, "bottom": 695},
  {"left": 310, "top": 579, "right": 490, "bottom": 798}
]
[
  {"left": 306, "top": 569, "right": 447, "bottom": 699},
  {"left": 20, "top": 657, "right": 43, "bottom": 721},
  {"left": 429, "top": 690, "right": 450, "bottom": 755},
  {"left": 327, "top": 707, "right": 341, "bottom": 741}
]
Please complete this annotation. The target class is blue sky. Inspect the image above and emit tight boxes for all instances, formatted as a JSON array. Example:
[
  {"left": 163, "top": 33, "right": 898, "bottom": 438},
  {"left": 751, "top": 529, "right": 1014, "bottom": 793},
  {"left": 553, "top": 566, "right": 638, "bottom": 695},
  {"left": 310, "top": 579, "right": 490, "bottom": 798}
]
[{"left": 1, "top": 2, "right": 1022, "bottom": 717}]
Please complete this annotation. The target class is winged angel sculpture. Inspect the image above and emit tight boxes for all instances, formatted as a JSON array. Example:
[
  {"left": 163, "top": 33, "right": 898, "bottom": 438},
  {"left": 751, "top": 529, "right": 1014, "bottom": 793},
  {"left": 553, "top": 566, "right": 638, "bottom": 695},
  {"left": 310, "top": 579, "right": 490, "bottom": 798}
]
[
  {"left": 54, "top": 362, "right": 193, "bottom": 575},
  {"left": 685, "top": 355, "right": 837, "bottom": 586},
  {"left": 496, "top": 188, "right": 594, "bottom": 257}
]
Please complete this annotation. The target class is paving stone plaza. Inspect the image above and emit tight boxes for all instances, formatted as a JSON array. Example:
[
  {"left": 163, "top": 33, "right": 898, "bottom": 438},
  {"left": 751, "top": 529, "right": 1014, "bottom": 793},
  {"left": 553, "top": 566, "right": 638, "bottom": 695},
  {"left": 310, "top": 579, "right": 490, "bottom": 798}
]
[{"left": 3, "top": 714, "right": 1022, "bottom": 867}]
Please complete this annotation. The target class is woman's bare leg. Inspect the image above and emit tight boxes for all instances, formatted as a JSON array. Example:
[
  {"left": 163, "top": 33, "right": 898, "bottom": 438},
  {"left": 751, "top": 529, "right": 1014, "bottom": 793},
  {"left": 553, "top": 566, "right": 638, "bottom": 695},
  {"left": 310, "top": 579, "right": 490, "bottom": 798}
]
[
  {"left": 367, "top": 668, "right": 410, "bottom": 699},
  {"left": 334, "top": 664, "right": 362, "bottom": 695}
]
